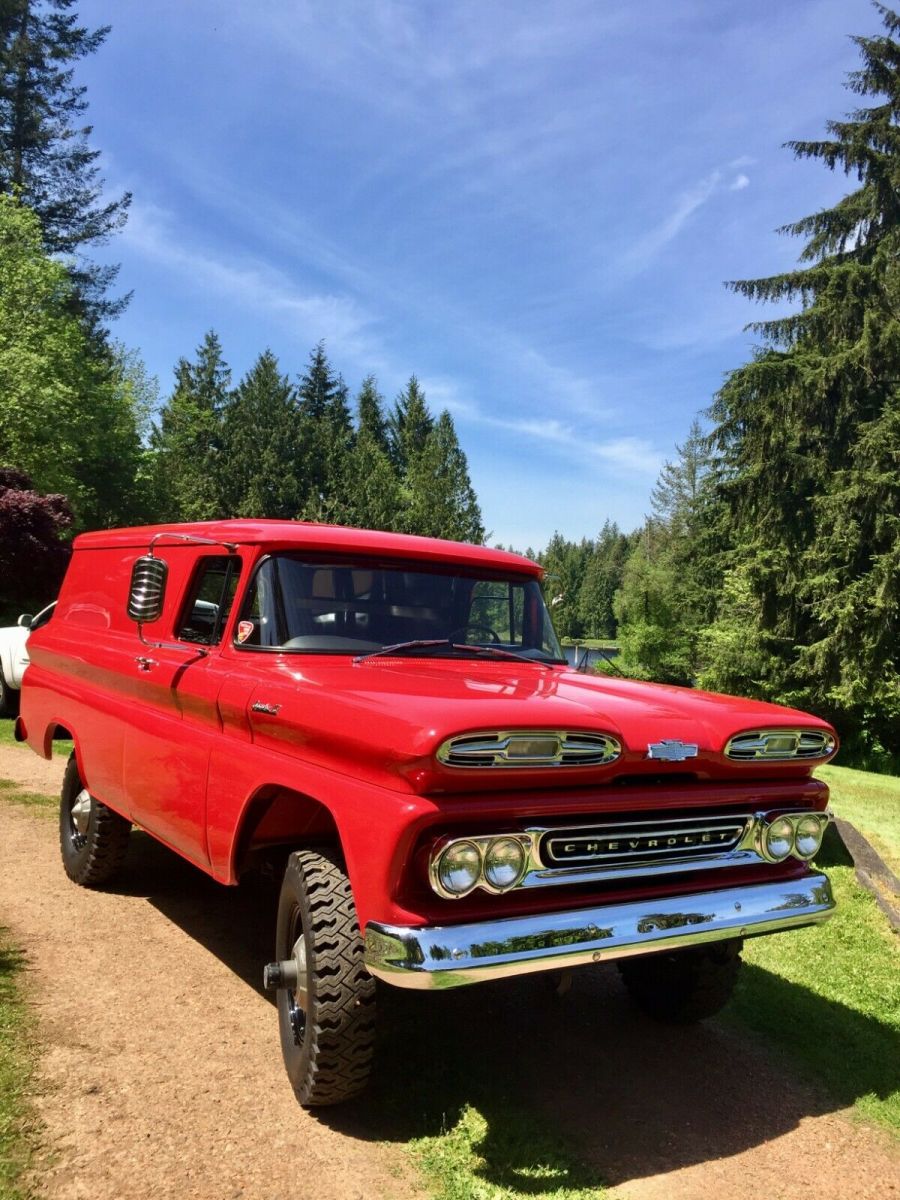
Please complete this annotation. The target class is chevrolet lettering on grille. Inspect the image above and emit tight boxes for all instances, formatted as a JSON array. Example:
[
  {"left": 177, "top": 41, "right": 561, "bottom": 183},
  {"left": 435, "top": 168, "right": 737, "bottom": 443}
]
[{"left": 543, "top": 816, "right": 748, "bottom": 868}]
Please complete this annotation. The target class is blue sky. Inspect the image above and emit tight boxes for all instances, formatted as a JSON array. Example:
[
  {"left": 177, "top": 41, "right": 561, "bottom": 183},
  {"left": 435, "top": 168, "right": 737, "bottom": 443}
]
[{"left": 78, "top": 0, "right": 875, "bottom": 548}]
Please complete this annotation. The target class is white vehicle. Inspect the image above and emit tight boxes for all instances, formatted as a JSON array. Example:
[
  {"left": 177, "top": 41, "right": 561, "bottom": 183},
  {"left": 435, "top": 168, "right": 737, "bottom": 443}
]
[{"left": 0, "top": 602, "right": 55, "bottom": 716}]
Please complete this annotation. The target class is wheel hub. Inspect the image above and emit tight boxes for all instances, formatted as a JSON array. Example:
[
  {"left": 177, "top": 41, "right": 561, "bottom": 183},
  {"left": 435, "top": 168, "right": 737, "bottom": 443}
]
[
  {"left": 71, "top": 789, "right": 92, "bottom": 836},
  {"left": 286, "top": 934, "right": 309, "bottom": 1044}
]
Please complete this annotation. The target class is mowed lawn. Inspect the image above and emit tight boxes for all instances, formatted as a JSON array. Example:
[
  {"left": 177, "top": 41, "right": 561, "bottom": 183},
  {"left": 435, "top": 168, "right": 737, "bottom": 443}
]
[{"left": 818, "top": 763, "right": 900, "bottom": 873}]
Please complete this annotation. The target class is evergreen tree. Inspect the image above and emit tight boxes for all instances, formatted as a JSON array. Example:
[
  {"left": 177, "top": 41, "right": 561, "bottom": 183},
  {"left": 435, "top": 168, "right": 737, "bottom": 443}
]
[
  {"left": 296, "top": 341, "right": 341, "bottom": 512},
  {"left": 356, "top": 375, "right": 391, "bottom": 455},
  {"left": 219, "top": 350, "right": 302, "bottom": 519},
  {"left": 539, "top": 534, "right": 593, "bottom": 640},
  {"left": 707, "top": 3, "right": 900, "bottom": 758},
  {"left": 0, "top": 1, "right": 130, "bottom": 320},
  {"left": 403, "top": 410, "right": 484, "bottom": 542},
  {"left": 152, "top": 331, "right": 230, "bottom": 522},
  {"left": 388, "top": 376, "right": 433, "bottom": 471},
  {"left": 577, "top": 520, "right": 630, "bottom": 639},
  {"left": 346, "top": 376, "right": 401, "bottom": 530},
  {"left": 348, "top": 428, "right": 403, "bottom": 531}
]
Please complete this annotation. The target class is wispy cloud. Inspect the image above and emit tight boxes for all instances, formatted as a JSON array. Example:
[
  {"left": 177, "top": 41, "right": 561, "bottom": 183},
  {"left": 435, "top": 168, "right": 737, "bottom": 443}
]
[
  {"left": 730, "top": 174, "right": 750, "bottom": 191},
  {"left": 122, "top": 201, "right": 384, "bottom": 368}
]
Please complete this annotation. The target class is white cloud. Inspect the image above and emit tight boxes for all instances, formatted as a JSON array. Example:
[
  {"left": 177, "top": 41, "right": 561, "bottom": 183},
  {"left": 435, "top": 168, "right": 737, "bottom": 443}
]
[
  {"left": 122, "top": 201, "right": 383, "bottom": 366},
  {"left": 621, "top": 169, "right": 722, "bottom": 275},
  {"left": 730, "top": 173, "right": 750, "bottom": 191}
]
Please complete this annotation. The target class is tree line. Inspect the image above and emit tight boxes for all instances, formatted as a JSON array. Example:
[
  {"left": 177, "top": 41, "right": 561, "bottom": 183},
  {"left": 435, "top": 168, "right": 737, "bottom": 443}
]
[{"left": 150, "top": 334, "right": 484, "bottom": 540}]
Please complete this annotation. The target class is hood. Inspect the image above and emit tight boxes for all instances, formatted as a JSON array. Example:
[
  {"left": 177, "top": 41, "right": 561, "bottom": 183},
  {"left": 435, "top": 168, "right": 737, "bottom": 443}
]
[{"left": 245, "top": 657, "right": 837, "bottom": 793}]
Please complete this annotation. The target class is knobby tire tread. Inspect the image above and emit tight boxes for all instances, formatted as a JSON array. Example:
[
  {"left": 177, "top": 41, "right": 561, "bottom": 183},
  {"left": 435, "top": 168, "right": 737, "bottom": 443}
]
[
  {"left": 60, "top": 755, "right": 131, "bottom": 888},
  {"left": 281, "top": 848, "right": 376, "bottom": 1106}
]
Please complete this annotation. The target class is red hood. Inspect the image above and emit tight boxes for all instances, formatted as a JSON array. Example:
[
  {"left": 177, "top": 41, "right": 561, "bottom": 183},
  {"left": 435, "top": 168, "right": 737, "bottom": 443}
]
[{"left": 246, "top": 658, "right": 837, "bottom": 793}]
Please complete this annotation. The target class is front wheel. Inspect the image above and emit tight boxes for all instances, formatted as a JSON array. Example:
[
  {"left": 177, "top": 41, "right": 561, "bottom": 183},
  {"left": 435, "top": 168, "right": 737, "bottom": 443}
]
[
  {"left": 617, "top": 939, "right": 743, "bottom": 1023},
  {"left": 59, "top": 754, "right": 131, "bottom": 886},
  {"left": 274, "top": 848, "right": 376, "bottom": 1106}
]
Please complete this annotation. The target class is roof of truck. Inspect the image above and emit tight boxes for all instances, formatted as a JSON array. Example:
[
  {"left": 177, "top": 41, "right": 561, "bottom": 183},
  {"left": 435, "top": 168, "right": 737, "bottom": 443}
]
[{"left": 74, "top": 519, "right": 543, "bottom": 576}]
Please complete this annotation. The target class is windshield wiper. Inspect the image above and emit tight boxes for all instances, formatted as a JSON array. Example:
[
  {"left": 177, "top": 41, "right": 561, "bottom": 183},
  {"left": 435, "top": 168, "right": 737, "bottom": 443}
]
[
  {"left": 354, "top": 640, "right": 561, "bottom": 668},
  {"left": 354, "top": 639, "right": 451, "bottom": 663},
  {"left": 448, "top": 643, "right": 557, "bottom": 669}
]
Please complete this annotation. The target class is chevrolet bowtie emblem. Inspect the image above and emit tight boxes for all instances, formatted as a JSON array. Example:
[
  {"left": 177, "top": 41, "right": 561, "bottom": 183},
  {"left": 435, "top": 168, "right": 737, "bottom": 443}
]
[{"left": 647, "top": 739, "right": 699, "bottom": 762}]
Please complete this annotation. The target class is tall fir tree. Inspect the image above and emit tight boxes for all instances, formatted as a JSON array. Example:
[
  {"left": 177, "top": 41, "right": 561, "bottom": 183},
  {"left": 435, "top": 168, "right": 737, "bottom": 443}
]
[
  {"left": 219, "top": 350, "right": 302, "bottom": 519},
  {"left": 356, "top": 375, "right": 391, "bottom": 455},
  {"left": 388, "top": 376, "right": 433, "bottom": 471},
  {"left": 0, "top": 0, "right": 130, "bottom": 322},
  {"left": 296, "top": 341, "right": 342, "bottom": 513},
  {"left": 347, "top": 376, "right": 401, "bottom": 529},
  {"left": 707, "top": 2, "right": 900, "bottom": 758},
  {"left": 152, "top": 331, "right": 231, "bottom": 522},
  {"left": 402, "top": 410, "right": 484, "bottom": 542},
  {"left": 577, "top": 520, "right": 631, "bottom": 639}
]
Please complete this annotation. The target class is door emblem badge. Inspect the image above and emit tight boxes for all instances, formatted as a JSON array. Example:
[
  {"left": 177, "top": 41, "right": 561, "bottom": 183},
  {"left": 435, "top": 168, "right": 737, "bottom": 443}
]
[
  {"left": 646, "top": 739, "right": 699, "bottom": 762},
  {"left": 251, "top": 702, "right": 282, "bottom": 716}
]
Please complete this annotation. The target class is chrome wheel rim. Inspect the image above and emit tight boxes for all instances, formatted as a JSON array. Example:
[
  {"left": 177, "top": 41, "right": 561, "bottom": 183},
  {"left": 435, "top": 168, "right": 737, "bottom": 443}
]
[
  {"left": 70, "top": 788, "right": 92, "bottom": 848},
  {"left": 285, "top": 923, "right": 309, "bottom": 1046}
]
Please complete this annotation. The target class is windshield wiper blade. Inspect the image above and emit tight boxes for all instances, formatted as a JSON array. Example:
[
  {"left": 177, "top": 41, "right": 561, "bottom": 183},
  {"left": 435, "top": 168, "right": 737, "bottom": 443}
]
[
  {"left": 354, "top": 639, "right": 451, "bottom": 663},
  {"left": 449, "top": 643, "right": 556, "bottom": 669}
]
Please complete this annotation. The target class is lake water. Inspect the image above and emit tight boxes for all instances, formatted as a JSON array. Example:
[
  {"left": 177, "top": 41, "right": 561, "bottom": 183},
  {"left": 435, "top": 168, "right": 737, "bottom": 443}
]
[{"left": 562, "top": 645, "right": 620, "bottom": 670}]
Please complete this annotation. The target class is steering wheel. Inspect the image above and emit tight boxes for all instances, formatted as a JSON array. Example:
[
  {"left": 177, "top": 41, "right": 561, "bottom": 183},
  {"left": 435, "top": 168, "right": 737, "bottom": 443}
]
[{"left": 450, "top": 623, "right": 501, "bottom": 644}]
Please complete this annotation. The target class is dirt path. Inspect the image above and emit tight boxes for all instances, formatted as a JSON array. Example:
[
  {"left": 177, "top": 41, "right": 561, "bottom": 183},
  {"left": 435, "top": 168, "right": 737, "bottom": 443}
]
[{"left": 1, "top": 739, "right": 897, "bottom": 1200}]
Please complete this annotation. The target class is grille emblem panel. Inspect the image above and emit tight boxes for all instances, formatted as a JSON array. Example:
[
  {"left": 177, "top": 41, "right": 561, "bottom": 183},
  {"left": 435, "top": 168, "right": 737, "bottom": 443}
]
[{"left": 646, "top": 739, "right": 699, "bottom": 762}]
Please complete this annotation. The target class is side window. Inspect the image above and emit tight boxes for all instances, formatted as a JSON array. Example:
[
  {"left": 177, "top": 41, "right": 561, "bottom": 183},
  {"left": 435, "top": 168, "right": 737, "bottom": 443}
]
[
  {"left": 235, "top": 558, "right": 281, "bottom": 647},
  {"left": 177, "top": 556, "right": 242, "bottom": 645}
]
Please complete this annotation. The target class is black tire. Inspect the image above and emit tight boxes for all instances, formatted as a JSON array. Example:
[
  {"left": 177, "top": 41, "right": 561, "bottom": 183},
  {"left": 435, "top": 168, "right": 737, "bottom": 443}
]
[
  {"left": 0, "top": 665, "right": 18, "bottom": 718},
  {"left": 617, "top": 939, "right": 743, "bottom": 1023},
  {"left": 275, "top": 848, "right": 376, "bottom": 1106},
  {"left": 59, "top": 754, "right": 131, "bottom": 887}
]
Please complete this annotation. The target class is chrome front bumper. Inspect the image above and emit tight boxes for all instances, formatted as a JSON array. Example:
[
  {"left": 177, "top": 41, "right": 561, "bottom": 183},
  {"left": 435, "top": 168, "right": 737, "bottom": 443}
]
[{"left": 364, "top": 873, "right": 835, "bottom": 990}]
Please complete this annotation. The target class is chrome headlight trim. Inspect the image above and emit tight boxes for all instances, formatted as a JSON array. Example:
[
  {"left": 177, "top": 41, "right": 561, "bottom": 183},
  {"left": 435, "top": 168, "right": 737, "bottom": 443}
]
[
  {"left": 725, "top": 728, "right": 835, "bottom": 761},
  {"left": 437, "top": 729, "right": 622, "bottom": 768}
]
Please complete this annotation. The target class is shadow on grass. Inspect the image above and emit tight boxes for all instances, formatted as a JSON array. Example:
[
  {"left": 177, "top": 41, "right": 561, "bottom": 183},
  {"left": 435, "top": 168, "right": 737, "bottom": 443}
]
[{"left": 82, "top": 828, "right": 899, "bottom": 1190}]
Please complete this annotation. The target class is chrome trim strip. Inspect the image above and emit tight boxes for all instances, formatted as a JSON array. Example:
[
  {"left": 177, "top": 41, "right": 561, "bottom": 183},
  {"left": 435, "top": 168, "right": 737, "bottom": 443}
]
[
  {"left": 437, "top": 729, "right": 621, "bottom": 768},
  {"left": 365, "top": 873, "right": 836, "bottom": 990}
]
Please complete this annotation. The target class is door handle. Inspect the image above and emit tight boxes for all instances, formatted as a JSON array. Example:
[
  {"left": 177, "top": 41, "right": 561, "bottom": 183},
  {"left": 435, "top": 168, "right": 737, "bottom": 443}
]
[{"left": 135, "top": 656, "right": 158, "bottom": 671}]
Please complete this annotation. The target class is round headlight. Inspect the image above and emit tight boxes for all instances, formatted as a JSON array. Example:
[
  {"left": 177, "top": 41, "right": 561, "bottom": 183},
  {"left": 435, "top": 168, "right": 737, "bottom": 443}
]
[
  {"left": 764, "top": 817, "right": 795, "bottom": 862},
  {"left": 794, "top": 814, "right": 825, "bottom": 860},
  {"left": 437, "top": 841, "right": 482, "bottom": 896},
  {"left": 483, "top": 838, "right": 526, "bottom": 890}
]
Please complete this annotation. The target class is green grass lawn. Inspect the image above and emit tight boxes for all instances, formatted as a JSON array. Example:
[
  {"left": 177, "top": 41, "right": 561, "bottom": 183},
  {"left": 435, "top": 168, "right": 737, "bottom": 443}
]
[
  {"left": 817, "top": 764, "right": 900, "bottom": 874},
  {"left": 0, "top": 927, "right": 35, "bottom": 1200}
]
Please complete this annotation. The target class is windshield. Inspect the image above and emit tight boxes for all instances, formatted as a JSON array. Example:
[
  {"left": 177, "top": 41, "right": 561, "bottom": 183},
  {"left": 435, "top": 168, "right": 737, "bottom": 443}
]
[{"left": 235, "top": 556, "right": 564, "bottom": 661}]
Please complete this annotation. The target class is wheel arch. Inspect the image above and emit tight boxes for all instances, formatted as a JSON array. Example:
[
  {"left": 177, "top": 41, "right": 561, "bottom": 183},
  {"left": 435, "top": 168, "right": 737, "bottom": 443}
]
[{"left": 231, "top": 783, "right": 343, "bottom": 879}]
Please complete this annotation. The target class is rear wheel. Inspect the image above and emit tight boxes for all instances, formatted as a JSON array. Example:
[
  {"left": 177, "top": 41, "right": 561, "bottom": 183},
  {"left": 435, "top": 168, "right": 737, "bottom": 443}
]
[
  {"left": 59, "top": 754, "right": 131, "bottom": 886},
  {"left": 273, "top": 848, "right": 376, "bottom": 1106},
  {"left": 617, "top": 939, "right": 743, "bottom": 1023}
]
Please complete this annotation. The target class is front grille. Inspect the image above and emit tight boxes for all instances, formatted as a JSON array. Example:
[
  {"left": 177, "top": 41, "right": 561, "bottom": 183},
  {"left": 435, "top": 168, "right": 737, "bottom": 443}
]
[
  {"left": 438, "top": 730, "right": 621, "bottom": 768},
  {"left": 541, "top": 813, "right": 749, "bottom": 869},
  {"left": 725, "top": 729, "right": 835, "bottom": 761}
]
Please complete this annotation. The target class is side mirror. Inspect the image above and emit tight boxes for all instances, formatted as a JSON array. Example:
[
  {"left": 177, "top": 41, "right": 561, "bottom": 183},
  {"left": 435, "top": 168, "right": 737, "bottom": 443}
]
[
  {"left": 127, "top": 555, "right": 168, "bottom": 624},
  {"left": 17, "top": 613, "right": 34, "bottom": 628}
]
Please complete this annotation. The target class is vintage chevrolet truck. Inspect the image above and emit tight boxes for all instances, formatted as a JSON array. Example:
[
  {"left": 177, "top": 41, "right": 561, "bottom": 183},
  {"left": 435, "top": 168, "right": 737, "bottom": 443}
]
[{"left": 17, "top": 519, "right": 837, "bottom": 1105}]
